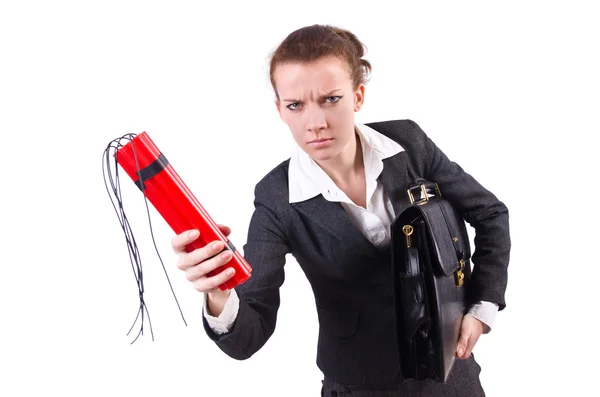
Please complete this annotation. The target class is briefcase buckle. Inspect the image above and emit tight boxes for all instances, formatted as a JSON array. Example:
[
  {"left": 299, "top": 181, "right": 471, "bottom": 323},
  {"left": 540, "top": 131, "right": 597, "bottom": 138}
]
[
  {"left": 408, "top": 183, "right": 442, "bottom": 205},
  {"left": 408, "top": 184, "right": 429, "bottom": 205}
]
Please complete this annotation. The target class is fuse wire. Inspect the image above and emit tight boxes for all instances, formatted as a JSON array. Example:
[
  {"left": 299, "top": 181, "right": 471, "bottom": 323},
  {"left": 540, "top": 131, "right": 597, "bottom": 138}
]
[{"left": 102, "top": 134, "right": 187, "bottom": 344}]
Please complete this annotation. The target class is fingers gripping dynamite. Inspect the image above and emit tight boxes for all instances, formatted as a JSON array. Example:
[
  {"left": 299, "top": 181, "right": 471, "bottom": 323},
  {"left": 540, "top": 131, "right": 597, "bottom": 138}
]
[{"left": 102, "top": 132, "right": 252, "bottom": 343}]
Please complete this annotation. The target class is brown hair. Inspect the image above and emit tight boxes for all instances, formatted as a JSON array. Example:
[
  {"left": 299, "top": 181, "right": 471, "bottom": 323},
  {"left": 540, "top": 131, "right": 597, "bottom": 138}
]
[{"left": 268, "top": 24, "right": 372, "bottom": 101}]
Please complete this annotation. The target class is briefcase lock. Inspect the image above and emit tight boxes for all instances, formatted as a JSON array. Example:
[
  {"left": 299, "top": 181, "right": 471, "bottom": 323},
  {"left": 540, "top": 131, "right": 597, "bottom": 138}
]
[
  {"left": 455, "top": 259, "right": 466, "bottom": 287},
  {"left": 402, "top": 225, "right": 414, "bottom": 247}
]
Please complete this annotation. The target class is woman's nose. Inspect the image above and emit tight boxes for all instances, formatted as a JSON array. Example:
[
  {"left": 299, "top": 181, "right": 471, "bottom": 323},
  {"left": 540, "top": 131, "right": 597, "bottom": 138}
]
[{"left": 305, "top": 108, "right": 327, "bottom": 133}]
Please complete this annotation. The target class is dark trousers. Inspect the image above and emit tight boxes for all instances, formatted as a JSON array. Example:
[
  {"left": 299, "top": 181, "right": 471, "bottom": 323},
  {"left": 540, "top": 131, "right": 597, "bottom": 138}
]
[{"left": 321, "top": 355, "right": 485, "bottom": 397}]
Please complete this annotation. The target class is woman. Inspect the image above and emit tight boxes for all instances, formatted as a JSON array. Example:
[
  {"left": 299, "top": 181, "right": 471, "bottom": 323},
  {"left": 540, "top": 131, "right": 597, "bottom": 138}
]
[{"left": 171, "top": 24, "right": 510, "bottom": 396}]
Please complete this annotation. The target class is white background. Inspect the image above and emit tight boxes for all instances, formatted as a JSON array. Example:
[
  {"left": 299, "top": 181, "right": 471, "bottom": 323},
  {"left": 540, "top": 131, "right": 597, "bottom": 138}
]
[{"left": 1, "top": 1, "right": 599, "bottom": 396}]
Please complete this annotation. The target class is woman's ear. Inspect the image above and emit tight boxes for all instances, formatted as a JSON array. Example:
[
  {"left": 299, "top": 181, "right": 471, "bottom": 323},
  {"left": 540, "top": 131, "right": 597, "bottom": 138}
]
[{"left": 354, "top": 84, "right": 365, "bottom": 112}]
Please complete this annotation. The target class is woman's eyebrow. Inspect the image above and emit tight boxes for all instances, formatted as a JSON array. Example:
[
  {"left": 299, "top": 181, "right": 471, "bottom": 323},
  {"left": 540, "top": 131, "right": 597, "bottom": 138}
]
[{"left": 282, "top": 89, "right": 342, "bottom": 102}]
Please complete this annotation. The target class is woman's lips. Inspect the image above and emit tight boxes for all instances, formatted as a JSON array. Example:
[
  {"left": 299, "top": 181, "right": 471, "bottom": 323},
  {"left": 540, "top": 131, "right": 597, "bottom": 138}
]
[{"left": 308, "top": 138, "right": 333, "bottom": 148}]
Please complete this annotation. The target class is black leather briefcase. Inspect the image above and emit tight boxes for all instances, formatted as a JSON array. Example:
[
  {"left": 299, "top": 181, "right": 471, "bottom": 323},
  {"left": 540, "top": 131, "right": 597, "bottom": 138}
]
[{"left": 391, "top": 179, "right": 472, "bottom": 383}]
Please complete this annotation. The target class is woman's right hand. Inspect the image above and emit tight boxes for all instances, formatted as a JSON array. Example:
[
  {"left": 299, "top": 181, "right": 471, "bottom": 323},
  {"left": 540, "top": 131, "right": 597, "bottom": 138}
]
[{"left": 171, "top": 225, "right": 236, "bottom": 315}]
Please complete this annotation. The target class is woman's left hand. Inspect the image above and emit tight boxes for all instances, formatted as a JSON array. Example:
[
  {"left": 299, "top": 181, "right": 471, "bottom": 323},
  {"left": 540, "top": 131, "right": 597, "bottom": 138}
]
[{"left": 456, "top": 314, "right": 486, "bottom": 359}]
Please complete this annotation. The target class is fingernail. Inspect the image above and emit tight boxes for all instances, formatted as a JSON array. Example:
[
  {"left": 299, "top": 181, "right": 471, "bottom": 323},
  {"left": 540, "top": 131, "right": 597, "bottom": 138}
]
[
  {"left": 212, "top": 241, "right": 223, "bottom": 251},
  {"left": 458, "top": 347, "right": 464, "bottom": 356},
  {"left": 221, "top": 250, "right": 232, "bottom": 260},
  {"left": 188, "top": 230, "right": 199, "bottom": 238},
  {"left": 226, "top": 268, "right": 235, "bottom": 275}
]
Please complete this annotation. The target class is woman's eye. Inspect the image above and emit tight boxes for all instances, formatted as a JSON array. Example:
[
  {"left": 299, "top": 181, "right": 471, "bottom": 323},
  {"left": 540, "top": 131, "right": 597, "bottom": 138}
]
[{"left": 286, "top": 97, "right": 340, "bottom": 110}]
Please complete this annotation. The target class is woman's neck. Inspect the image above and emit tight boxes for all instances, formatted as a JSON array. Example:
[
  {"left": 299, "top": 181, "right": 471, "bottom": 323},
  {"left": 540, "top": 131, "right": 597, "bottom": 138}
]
[{"left": 316, "top": 132, "right": 364, "bottom": 189}]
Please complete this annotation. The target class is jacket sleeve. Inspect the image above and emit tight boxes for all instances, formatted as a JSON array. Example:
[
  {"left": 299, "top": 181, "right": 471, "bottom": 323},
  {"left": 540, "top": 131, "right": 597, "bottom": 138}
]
[
  {"left": 411, "top": 120, "right": 511, "bottom": 310},
  {"left": 202, "top": 181, "right": 291, "bottom": 359}
]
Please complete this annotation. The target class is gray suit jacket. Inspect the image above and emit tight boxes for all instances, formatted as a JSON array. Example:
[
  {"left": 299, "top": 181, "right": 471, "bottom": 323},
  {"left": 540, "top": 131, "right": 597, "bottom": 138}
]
[{"left": 203, "top": 119, "right": 511, "bottom": 385}]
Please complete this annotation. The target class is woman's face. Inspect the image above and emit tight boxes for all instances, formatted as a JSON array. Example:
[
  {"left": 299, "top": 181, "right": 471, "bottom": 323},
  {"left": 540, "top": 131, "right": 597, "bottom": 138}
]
[{"left": 274, "top": 56, "right": 365, "bottom": 163}]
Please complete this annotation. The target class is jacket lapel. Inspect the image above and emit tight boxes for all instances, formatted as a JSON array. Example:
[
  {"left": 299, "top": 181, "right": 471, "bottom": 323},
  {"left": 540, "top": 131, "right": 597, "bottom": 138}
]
[
  {"left": 291, "top": 195, "right": 378, "bottom": 256},
  {"left": 379, "top": 151, "right": 411, "bottom": 217}
]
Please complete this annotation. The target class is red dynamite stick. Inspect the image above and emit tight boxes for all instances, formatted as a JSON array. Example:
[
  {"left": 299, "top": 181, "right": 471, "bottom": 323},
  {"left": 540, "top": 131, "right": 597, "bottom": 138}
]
[{"left": 115, "top": 132, "right": 252, "bottom": 291}]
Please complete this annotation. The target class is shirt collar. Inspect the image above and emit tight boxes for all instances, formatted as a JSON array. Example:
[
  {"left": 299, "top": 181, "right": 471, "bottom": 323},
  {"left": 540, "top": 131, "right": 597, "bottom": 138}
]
[{"left": 288, "top": 123, "right": 405, "bottom": 204}]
